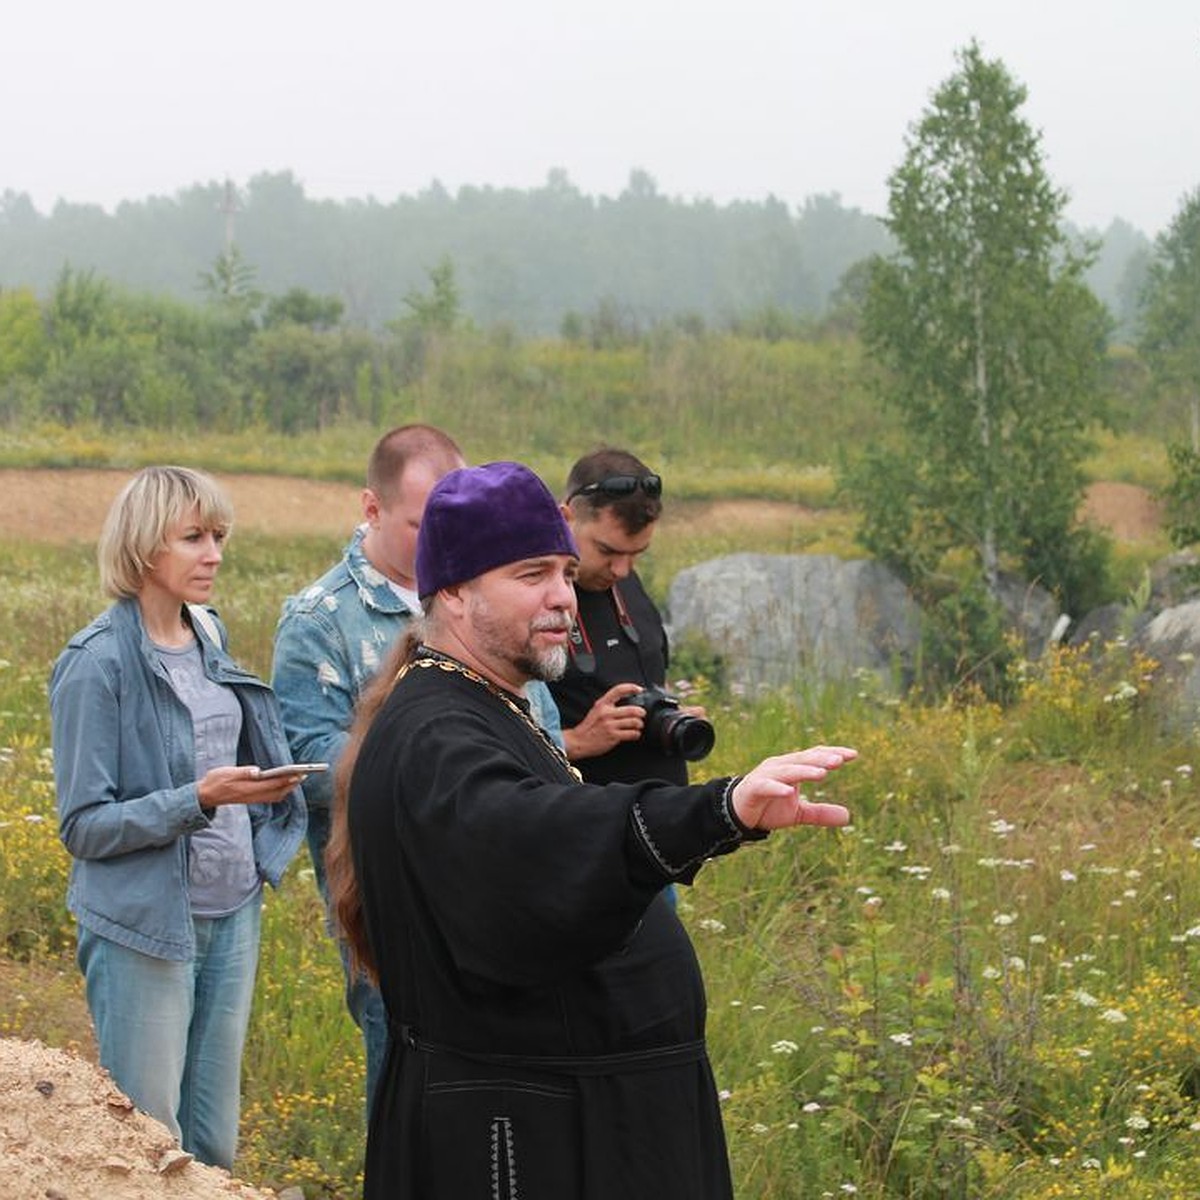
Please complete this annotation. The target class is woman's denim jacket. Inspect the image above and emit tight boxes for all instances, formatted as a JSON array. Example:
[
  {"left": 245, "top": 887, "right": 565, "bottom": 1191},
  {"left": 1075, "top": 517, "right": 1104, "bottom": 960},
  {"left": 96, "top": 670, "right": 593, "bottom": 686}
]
[{"left": 50, "top": 598, "right": 307, "bottom": 961}]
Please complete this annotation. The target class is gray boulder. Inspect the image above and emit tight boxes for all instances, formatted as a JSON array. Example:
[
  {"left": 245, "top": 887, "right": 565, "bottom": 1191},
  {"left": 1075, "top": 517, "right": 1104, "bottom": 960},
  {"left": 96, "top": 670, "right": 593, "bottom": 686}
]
[
  {"left": 1134, "top": 600, "right": 1200, "bottom": 736},
  {"left": 666, "top": 553, "right": 921, "bottom": 693},
  {"left": 994, "top": 573, "right": 1064, "bottom": 656}
]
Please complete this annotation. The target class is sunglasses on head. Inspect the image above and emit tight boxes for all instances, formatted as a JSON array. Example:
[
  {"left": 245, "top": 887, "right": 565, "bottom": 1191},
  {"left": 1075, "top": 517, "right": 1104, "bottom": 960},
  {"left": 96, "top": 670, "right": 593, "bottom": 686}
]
[{"left": 565, "top": 474, "right": 663, "bottom": 504}]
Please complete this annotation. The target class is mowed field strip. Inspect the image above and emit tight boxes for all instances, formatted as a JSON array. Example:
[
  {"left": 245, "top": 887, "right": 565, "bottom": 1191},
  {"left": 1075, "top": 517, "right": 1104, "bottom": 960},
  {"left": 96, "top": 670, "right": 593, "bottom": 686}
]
[{"left": 0, "top": 468, "right": 1162, "bottom": 546}]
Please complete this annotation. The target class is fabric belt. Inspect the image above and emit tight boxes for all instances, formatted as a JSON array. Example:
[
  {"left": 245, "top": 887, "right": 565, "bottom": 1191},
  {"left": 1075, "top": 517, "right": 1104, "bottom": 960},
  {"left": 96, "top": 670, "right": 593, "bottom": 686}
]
[{"left": 392, "top": 1021, "right": 707, "bottom": 1077}]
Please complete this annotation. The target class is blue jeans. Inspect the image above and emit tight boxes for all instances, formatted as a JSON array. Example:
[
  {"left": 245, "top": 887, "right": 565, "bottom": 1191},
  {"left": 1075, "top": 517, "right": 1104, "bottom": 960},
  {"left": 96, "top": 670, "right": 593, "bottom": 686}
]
[
  {"left": 307, "top": 805, "right": 387, "bottom": 1116},
  {"left": 77, "top": 895, "right": 262, "bottom": 1170}
]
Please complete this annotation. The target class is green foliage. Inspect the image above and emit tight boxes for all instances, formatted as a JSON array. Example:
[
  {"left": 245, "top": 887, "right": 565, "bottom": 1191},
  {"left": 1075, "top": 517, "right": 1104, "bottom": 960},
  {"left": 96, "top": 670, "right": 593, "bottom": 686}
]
[
  {"left": 198, "top": 246, "right": 263, "bottom": 322},
  {"left": 399, "top": 255, "right": 463, "bottom": 333},
  {"left": 262, "top": 287, "right": 345, "bottom": 331},
  {"left": 842, "top": 43, "right": 1114, "bottom": 687},
  {"left": 0, "top": 287, "right": 48, "bottom": 382},
  {"left": 1138, "top": 187, "right": 1200, "bottom": 448},
  {"left": 1161, "top": 442, "right": 1200, "bottom": 550}
]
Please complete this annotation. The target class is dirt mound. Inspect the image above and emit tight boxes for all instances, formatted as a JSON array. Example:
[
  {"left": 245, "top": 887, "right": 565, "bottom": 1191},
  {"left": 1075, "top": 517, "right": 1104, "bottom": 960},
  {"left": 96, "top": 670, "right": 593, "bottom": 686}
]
[{"left": 0, "top": 1038, "right": 275, "bottom": 1200}]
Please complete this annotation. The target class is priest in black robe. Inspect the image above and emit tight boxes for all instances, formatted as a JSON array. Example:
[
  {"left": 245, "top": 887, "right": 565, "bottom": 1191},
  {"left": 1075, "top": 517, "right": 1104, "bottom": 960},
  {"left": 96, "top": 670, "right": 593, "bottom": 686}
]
[{"left": 330, "top": 460, "right": 856, "bottom": 1200}]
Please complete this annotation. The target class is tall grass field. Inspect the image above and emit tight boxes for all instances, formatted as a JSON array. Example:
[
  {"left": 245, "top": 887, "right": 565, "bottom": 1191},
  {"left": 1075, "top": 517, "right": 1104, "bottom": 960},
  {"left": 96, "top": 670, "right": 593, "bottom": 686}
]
[{"left": 4, "top": 455, "right": 1200, "bottom": 1198}]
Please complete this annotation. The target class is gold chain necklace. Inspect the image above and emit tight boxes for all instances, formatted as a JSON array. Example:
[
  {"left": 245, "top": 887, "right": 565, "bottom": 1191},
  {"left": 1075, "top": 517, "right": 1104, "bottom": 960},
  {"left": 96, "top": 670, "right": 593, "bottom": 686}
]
[{"left": 397, "top": 651, "right": 582, "bottom": 782}]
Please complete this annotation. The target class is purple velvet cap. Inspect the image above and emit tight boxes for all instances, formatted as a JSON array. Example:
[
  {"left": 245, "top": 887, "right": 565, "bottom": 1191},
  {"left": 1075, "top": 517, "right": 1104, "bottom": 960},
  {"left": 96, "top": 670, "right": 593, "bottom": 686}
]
[{"left": 416, "top": 461, "right": 579, "bottom": 598}]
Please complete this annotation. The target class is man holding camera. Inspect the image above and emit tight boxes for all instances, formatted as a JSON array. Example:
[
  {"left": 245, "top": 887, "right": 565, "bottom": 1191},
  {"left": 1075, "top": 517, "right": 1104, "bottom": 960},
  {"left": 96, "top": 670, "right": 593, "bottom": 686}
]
[{"left": 551, "top": 449, "right": 711, "bottom": 814}]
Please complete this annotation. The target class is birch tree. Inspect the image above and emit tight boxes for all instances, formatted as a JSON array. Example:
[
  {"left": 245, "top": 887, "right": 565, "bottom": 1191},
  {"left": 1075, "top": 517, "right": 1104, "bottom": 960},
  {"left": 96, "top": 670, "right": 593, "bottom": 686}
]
[{"left": 845, "top": 42, "right": 1110, "bottom": 663}]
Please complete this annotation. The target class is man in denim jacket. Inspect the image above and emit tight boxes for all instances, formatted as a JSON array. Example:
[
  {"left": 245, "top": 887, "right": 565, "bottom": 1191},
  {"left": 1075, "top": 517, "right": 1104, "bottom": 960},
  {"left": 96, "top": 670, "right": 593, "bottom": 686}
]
[{"left": 272, "top": 426, "right": 563, "bottom": 1113}]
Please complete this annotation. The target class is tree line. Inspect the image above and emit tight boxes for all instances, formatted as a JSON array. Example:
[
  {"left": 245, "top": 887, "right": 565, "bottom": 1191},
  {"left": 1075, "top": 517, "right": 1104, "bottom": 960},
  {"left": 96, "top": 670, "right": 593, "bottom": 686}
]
[{"left": 0, "top": 167, "right": 1150, "bottom": 340}]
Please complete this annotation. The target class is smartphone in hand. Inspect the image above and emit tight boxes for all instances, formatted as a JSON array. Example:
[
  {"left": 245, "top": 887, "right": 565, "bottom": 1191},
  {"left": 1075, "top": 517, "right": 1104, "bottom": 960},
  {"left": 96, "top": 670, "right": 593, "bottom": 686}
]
[{"left": 254, "top": 762, "right": 329, "bottom": 779}]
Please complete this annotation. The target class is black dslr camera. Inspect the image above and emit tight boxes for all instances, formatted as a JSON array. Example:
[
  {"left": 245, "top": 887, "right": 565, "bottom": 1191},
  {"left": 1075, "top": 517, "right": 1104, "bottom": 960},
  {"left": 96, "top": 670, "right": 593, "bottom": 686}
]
[{"left": 616, "top": 686, "right": 715, "bottom": 762}]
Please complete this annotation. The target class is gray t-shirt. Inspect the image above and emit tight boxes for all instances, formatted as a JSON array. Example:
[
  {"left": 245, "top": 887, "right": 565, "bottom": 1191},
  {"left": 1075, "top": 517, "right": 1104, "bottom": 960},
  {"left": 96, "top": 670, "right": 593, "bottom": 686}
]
[{"left": 157, "top": 638, "right": 261, "bottom": 917}]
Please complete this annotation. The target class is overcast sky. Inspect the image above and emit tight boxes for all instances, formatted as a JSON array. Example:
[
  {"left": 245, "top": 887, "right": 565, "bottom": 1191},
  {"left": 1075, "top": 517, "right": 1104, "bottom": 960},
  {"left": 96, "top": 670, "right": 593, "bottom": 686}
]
[{"left": 4, "top": 0, "right": 1196, "bottom": 237}]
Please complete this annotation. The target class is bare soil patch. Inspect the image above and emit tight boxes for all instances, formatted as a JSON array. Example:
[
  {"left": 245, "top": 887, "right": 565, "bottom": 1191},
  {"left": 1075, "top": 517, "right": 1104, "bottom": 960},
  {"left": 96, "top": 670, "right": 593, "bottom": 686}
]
[
  {"left": 0, "top": 469, "right": 361, "bottom": 545},
  {"left": 1079, "top": 480, "right": 1163, "bottom": 542},
  {"left": 0, "top": 469, "right": 1163, "bottom": 546}
]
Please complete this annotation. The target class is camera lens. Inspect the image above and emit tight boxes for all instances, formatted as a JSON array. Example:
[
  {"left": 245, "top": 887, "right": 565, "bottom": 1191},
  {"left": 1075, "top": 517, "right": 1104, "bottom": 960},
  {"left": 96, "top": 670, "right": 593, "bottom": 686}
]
[{"left": 665, "top": 712, "right": 716, "bottom": 762}]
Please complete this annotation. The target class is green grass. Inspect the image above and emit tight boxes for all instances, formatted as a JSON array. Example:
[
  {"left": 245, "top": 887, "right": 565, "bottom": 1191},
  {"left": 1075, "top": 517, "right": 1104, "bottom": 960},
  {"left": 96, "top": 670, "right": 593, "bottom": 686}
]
[{"left": 6, "top": 454, "right": 1200, "bottom": 1198}]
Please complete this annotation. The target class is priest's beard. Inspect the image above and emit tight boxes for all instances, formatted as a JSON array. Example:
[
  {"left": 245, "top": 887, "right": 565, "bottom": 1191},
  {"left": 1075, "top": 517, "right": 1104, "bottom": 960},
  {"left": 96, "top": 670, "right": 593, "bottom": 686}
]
[
  {"left": 518, "top": 641, "right": 568, "bottom": 682},
  {"left": 466, "top": 598, "right": 571, "bottom": 683}
]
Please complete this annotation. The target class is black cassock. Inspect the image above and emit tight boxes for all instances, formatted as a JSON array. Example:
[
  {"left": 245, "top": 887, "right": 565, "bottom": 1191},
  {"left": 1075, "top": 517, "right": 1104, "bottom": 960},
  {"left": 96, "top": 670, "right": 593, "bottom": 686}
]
[{"left": 349, "top": 656, "right": 762, "bottom": 1199}]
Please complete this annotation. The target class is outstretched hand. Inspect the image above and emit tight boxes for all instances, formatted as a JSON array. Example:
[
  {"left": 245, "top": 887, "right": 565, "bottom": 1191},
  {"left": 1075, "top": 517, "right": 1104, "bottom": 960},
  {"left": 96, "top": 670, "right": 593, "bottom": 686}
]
[{"left": 731, "top": 746, "right": 857, "bottom": 832}]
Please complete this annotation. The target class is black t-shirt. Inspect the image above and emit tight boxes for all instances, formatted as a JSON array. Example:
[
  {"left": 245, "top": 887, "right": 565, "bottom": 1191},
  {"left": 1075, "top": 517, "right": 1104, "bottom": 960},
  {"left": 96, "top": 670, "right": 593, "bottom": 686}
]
[{"left": 549, "top": 573, "right": 688, "bottom": 786}]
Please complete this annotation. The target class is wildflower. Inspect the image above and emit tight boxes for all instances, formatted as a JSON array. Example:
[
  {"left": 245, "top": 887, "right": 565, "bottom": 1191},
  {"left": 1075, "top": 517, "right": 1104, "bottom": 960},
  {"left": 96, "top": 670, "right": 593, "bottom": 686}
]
[
  {"left": 1072, "top": 989, "right": 1099, "bottom": 1007},
  {"left": 1029, "top": 934, "right": 1047, "bottom": 945},
  {"left": 809, "top": 1025, "right": 826, "bottom": 1034},
  {"left": 1074, "top": 1048, "right": 1093, "bottom": 1058},
  {"left": 839, "top": 1186, "right": 858, "bottom": 1195},
  {"left": 1178, "top": 764, "right": 1193, "bottom": 777},
  {"left": 947, "top": 1115, "right": 975, "bottom": 1132},
  {"left": 1125, "top": 1114, "right": 1150, "bottom": 1130},
  {"left": 718, "top": 1089, "right": 733, "bottom": 1102},
  {"left": 1099, "top": 1008, "right": 1127, "bottom": 1023},
  {"left": 989, "top": 819, "right": 1016, "bottom": 836},
  {"left": 751, "top": 1123, "right": 769, "bottom": 1134},
  {"left": 1006, "top": 956, "right": 1026, "bottom": 972},
  {"left": 930, "top": 887, "right": 951, "bottom": 902},
  {"left": 940, "top": 843, "right": 963, "bottom": 855},
  {"left": 1082, "top": 1158, "right": 1101, "bottom": 1170},
  {"left": 889, "top": 1032, "right": 913, "bottom": 1047},
  {"left": 982, "top": 966, "right": 1001, "bottom": 980},
  {"left": 697, "top": 918, "right": 727, "bottom": 933},
  {"left": 883, "top": 840, "right": 907, "bottom": 853},
  {"left": 751, "top": 1004, "right": 766, "bottom": 1012},
  {"left": 899, "top": 865, "right": 931, "bottom": 878},
  {"left": 1060, "top": 870, "right": 1077, "bottom": 882},
  {"left": 802, "top": 1101, "right": 822, "bottom": 1113},
  {"left": 771, "top": 1039, "right": 799, "bottom": 1055},
  {"left": 992, "top": 912, "right": 1017, "bottom": 926}
]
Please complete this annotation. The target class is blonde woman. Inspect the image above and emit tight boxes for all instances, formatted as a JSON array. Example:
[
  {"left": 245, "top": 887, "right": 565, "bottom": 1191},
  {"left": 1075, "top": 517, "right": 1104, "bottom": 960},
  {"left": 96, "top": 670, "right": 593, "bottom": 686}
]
[{"left": 49, "top": 466, "right": 307, "bottom": 1169}]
